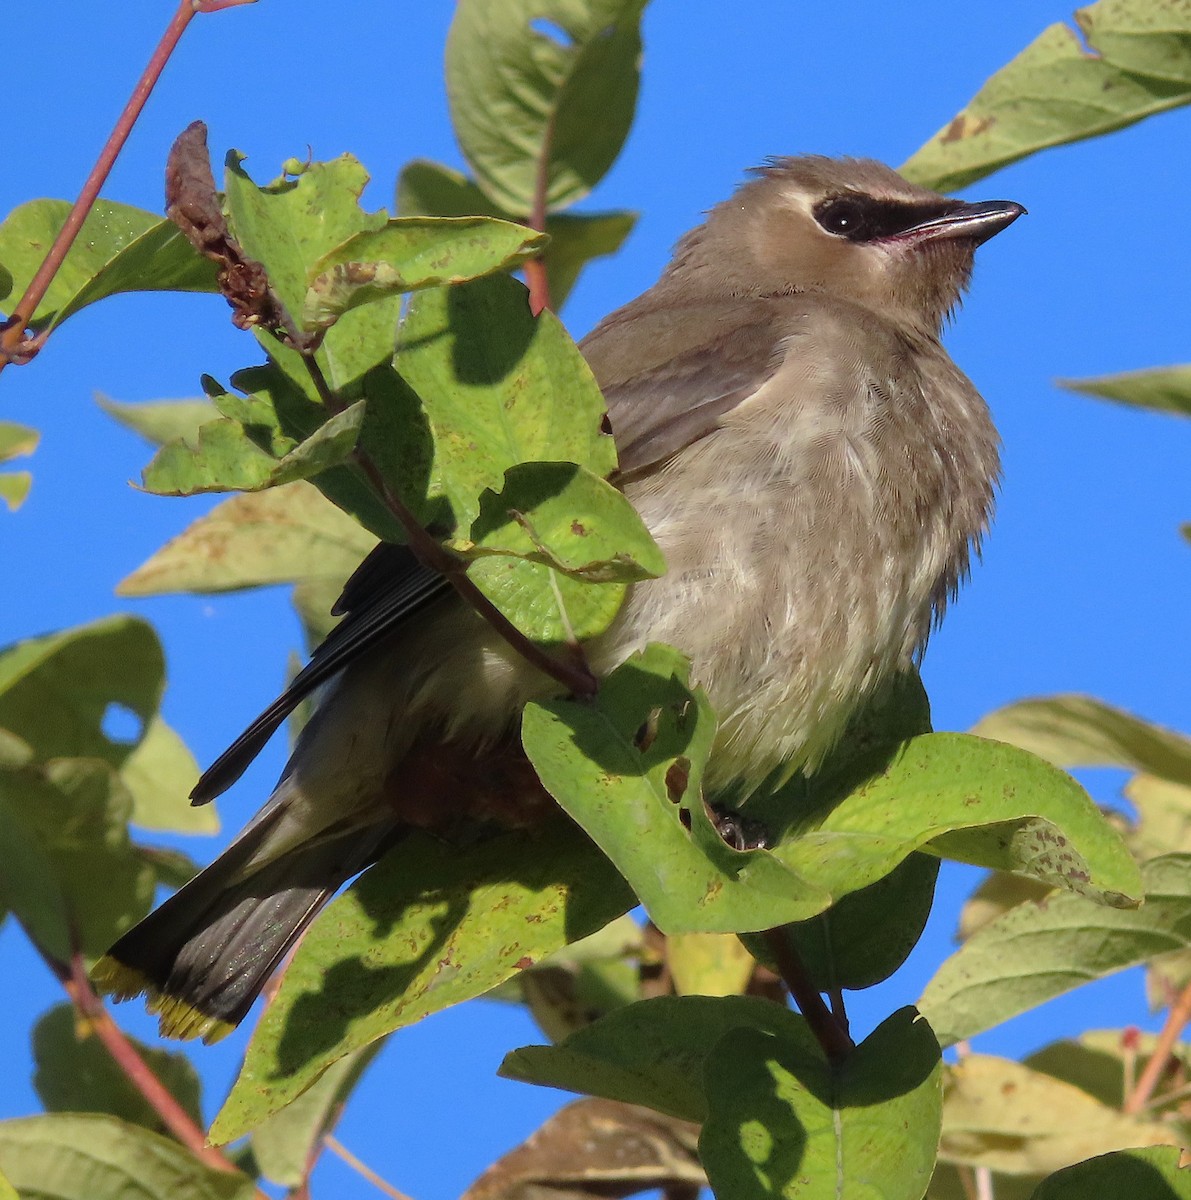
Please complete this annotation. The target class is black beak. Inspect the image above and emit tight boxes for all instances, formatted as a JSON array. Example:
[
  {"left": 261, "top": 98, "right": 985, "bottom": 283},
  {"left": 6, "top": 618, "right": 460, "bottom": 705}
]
[{"left": 907, "top": 199, "right": 1026, "bottom": 247}]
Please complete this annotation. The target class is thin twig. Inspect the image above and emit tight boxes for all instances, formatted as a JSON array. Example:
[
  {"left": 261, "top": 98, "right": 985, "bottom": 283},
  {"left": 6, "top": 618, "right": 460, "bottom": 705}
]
[
  {"left": 762, "top": 929, "right": 854, "bottom": 1062},
  {"left": 1124, "top": 981, "right": 1191, "bottom": 1113},
  {"left": 522, "top": 112, "right": 554, "bottom": 315},
  {"left": 324, "top": 1135, "right": 416, "bottom": 1200},
  {"left": 301, "top": 353, "right": 597, "bottom": 697},
  {"left": 0, "top": 0, "right": 255, "bottom": 370},
  {"left": 24, "top": 931, "right": 249, "bottom": 1179}
]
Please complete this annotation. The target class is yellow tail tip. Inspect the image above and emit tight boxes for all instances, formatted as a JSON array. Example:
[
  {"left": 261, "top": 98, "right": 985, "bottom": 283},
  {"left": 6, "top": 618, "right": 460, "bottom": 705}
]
[{"left": 91, "top": 956, "right": 235, "bottom": 1044}]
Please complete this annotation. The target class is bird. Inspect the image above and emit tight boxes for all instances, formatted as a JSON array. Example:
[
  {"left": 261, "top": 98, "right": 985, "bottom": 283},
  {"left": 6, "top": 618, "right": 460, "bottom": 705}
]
[{"left": 93, "top": 155, "right": 1024, "bottom": 1042}]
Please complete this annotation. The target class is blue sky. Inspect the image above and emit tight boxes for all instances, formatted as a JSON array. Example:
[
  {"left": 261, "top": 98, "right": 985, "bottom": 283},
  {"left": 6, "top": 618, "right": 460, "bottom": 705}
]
[{"left": 3, "top": 2, "right": 1190, "bottom": 1196}]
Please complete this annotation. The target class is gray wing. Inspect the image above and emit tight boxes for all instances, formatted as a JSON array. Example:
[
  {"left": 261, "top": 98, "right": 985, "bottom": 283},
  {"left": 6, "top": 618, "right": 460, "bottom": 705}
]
[
  {"left": 190, "top": 542, "right": 450, "bottom": 804},
  {"left": 580, "top": 300, "right": 787, "bottom": 479}
]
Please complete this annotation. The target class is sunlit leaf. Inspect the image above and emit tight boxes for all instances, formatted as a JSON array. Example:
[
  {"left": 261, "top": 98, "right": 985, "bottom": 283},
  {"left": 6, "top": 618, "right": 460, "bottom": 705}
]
[
  {"left": 303, "top": 216, "right": 547, "bottom": 330},
  {"left": 502, "top": 994, "right": 817, "bottom": 1124},
  {"left": 700, "top": 1008, "right": 942, "bottom": 1200},
  {"left": 446, "top": 0, "right": 646, "bottom": 213},
  {"left": 0, "top": 200, "right": 216, "bottom": 334},
  {"left": 972, "top": 694, "right": 1191, "bottom": 786},
  {"left": 902, "top": 0, "right": 1191, "bottom": 192},
  {"left": 939, "top": 1055, "right": 1176, "bottom": 1176},
  {"left": 1061, "top": 364, "right": 1191, "bottom": 419},
  {"left": 0, "top": 1114, "right": 254, "bottom": 1200},
  {"left": 211, "top": 818, "right": 632, "bottom": 1143},
  {"left": 921, "top": 854, "right": 1191, "bottom": 1045}
]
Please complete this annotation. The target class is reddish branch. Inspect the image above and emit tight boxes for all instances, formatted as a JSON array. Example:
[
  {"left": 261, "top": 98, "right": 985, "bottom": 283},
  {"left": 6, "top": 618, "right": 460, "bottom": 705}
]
[
  {"left": 0, "top": 0, "right": 256, "bottom": 371},
  {"left": 762, "top": 928, "right": 854, "bottom": 1062},
  {"left": 25, "top": 933, "right": 253, "bottom": 1181},
  {"left": 1124, "top": 979, "right": 1191, "bottom": 1113},
  {"left": 522, "top": 113, "right": 556, "bottom": 315}
]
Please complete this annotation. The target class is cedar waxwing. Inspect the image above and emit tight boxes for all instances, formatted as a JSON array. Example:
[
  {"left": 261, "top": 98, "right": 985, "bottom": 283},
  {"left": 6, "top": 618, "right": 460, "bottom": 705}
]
[{"left": 94, "top": 155, "right": 1024, "bottom": 1041}]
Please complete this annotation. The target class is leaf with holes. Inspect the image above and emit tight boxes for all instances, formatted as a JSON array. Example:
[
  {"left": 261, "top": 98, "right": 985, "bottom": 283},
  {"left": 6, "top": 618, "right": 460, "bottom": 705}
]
[{"left": 523, "top": 644, "right": 831, "bottom": 934}]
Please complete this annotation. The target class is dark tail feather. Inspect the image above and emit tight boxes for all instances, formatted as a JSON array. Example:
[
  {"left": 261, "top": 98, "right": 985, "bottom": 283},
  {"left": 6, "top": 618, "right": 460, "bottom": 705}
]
[{"left": 93, "top": 823, "right": 398, "bottom": 1042}]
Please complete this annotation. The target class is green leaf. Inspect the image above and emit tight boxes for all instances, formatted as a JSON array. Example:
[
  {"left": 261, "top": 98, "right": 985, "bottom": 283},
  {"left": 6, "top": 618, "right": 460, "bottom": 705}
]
[
  {"left": 395, "top": 274, "right": 627, "bottom": 640},
  {"left": 699, "top": 1008, "right": 942, "bottom": 1200},
  {"left": 457, "top": 461, "right": 665, "bottom": 582},
  {"left": 0, "top": 758, "right": 155, "bottom": 959},
  {"left": 756, "top": 853, "right": 941, "bottom": 993},
  {"left": 0, "top": 472, "right": 31, "bottom": 511},
  {"left": 0, "top": 614, "right": 208, "bottom": 877},
  {"left": 939, "top": 1055, "right": 1176, "bottom": 1177},
  {"left": 522, "top": 645, "right": 832, "bottom": 935},
  {"left": 920, "top": 854, "right": 1191, "bottom": 1046},
  {"left": 223, "top": 152, "right": 387, "bottom": 328},
  {"left": 764, "top": 732, "right": 1142, "bottom": 912},
  {"left": 98, "top": 395, "right": 220, "bottom": 447},
  {"left": 0, "top": 1114, "right": 255, "bottom": 1200},
  {"left": 972, "top": 694, "right": 1191, "bottom": 786},
  {"left": 445, "top": 0, "right": 645, "bottom": 214},
  {"left": 141, "top": 400, "right": 365, "bottom": 497},
  {"left": 667, "top": 932, "right": 756, "bottom": 998},
  {"left": 1126, "top": 773, "right": 1191, "bottom": 862},
  {"left": 118, "top": 481, "right": 376, "bottom": 598},
  {"left": 513, "top": 915, "right": 646, "bottom": 1041},
  {"left": 119, "top": 714, "right": 212, "bottom": 835},
  {"left": 222, "top": 151, "right": 403, "bottom": 395},
  {"left": 214, "top": 363, "right": 412, "bottom": 542},
  {"left": 902, "top": 0, "right": 1191, "bottom": 193},
  {"left": 33, "top": 1003, "right": 203, "bottom": 1135},
  {"left": 397, "top": 273, "right": 616, "bottom": 530},
  {"left": 501, "top": 994, "right": 817, "bottom": 1124},
  {"left": 1061, "top": 364, "right": 1191, "bottom": 419},
  {"left": 1030, "top": 1146, "right": 1191, "bottom": 1198},
  {"left": 0, "top": 616, "right": 169, "bottom": 769},
  {"left": 1026, "top": 1028, "right": 1191, "bottom": 1111},
  {"left": 957, "top": 871, "right": 1054, "bottom": 942},
  {"left": 211, "top": 817, "right": 632, "bottom": 1143},
  {"left": 0, "top": 199, "right": 217, "bottom": 334},
  {"left": 467, "top": 555, "right": 628, "bottom": 643},
  {"left": 251, "top": 1043, "right": 382, "bottom": 1188},
  {"left": 397, "top": 158, "right": 636, "bottom": 307},
  {"left": 303, "top": 216, "right": 547, "bottom": 330},
  {"left": 0, "top": 421, "right": 38, "bottom": 462},
  {"left": 0, "top": 421, "right": 38, "bottom": 511}
]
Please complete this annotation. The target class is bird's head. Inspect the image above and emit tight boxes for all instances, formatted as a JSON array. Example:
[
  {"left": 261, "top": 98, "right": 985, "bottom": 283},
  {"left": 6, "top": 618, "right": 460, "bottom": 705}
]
[{"left": 661, "top": 155, "right": 1024, "bottom": 334}]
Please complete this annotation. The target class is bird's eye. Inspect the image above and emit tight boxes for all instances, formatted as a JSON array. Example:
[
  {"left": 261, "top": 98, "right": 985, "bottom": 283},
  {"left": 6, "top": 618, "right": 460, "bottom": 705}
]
[{"left": 815, "top": 197, "right": 869, "bottom": 240}]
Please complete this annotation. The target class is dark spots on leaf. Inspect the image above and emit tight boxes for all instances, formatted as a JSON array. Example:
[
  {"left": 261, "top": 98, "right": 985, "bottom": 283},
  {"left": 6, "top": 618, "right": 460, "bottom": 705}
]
[
  {"left": 666, "top": 757, "right": 691, "bottom": 803},
  {"left": 939, "top": 113, "right": 995, "bottom": 144},
  {"left": 515, "top": 956, "right": 534, "bottom": 970},
  {"left": 571, "top": 520, "right": 587, "bottom": 537}
]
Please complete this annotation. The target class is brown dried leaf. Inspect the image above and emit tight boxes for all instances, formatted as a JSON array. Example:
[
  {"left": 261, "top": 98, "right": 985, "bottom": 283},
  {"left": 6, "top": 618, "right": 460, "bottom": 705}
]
[
  {"left": 165, "top": 121, "right": 291, "bottom": 336},
  {"left": 462, "top": 1098, "right": 703, "bottom": 1200}
]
